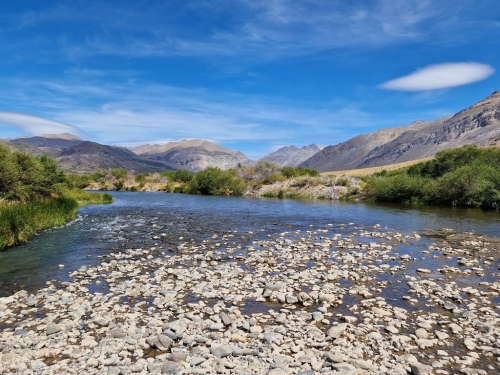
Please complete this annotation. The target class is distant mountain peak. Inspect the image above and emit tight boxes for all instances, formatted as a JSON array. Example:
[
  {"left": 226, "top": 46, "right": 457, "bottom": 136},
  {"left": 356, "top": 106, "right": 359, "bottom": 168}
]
[
  {"left": 259, "top": 144, "right": 322, "bottom": 167},
  {"left": 130, "top": 138, "right": 251, "bottom": 171}
]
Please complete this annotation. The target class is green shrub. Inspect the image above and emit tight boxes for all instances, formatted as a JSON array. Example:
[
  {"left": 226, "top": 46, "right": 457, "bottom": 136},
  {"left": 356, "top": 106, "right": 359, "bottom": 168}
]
[
  {"left": 263, "top": 174, "right": 287, "bottom": 184},
  {"left": 134, "top": 173, "right": 148, "bottom": 185},
  {"left": 110, "top": 168, "right": 128, "bottom": 180},
  {"left": 282, "top": 166, "right": 320, "bottom": 178},
  {"left": 65, "top": 174, "right": 91, "bottom": 189},
  {"left": 0, "top": 145, "right": 65, "bottom": 201},
  {"left": 188, "top": 168, "right": 247, "bottom": 196},
  {"left": 336, "top": 177, "right": 351, "bottom": 187},
  {"left": 364, "top": 145, "right": 500, "bottom": 209},
  {"left": 170, "top": 170, "right": 194, "bottom": 183},
  {"left": 114, "top": 180, "right": 124, "bottom": 191}
]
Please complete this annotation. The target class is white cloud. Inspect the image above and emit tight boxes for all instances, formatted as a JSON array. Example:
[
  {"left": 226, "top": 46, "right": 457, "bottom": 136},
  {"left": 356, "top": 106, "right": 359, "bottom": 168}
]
[
  {"left": 379, "top": 62, "right": 495, "bottom": 91},
  {"left": 0, "top": 77, "right": 450, "bottom": 158},
  {"left": 0, "top": 112, "right": 82, "bottom": 136}
]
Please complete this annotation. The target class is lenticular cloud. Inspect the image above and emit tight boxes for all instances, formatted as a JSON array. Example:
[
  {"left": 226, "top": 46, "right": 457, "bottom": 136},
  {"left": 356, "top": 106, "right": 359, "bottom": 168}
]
[
  {"left": 379, "top": 62, "right": 494, "bottom": 91},
  {"left": 0, "top": 112, "right": 81, "bottom": 136}
]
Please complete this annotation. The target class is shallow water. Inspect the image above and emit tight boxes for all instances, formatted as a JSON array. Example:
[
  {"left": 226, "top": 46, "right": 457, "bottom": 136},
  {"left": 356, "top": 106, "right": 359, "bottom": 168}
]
[{"left": 0, "top": 192, "right": 499, "bottom": 297}]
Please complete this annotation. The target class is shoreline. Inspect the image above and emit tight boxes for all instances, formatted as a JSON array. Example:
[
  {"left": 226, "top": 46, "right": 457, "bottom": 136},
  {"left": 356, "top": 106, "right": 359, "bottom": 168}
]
[{"left": 1, "top": 222, "right": 499, "bottom": 374}]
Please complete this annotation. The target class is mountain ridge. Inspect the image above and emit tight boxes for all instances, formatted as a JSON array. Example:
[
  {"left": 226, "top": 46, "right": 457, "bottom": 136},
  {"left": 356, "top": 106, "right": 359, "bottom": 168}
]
[
  {"left": 3, "top": 90, "right": 500, "bottom": 174},
  {"left": 258, "top": 144, "right": 323, "bottom": 167},
  {"left": 301, "top": 91, "right": 500, "bottom": 172}
]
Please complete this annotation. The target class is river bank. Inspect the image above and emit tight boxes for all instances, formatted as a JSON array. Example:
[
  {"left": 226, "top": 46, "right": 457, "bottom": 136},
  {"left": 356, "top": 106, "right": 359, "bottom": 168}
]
[
  {"left": 1, "top": 212, "right": 499, "bottom": 374},
  {"left": 86, "top": 175, "right": 363, "bottom": 201},
  {"left": 0, "top": 190, "right": 112, "bottom": 251}
]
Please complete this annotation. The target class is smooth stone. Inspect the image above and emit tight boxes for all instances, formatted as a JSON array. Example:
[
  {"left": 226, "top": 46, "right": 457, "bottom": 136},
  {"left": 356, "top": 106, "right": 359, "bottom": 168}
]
[
  {"left": 211, "top": 344, "right": 233, "bottom": 357},
  {"left": 269, "top": 369, "right": 288, "bottom": 375},
  {"left": 94, "top": 318, "right": 109, "bottom": 327},
  {"left": 210, "top": 323, "right": 224, "bottom": 330},
  {"left": 372, "top": 307, "right": 392, "bottom": 316},
  {"left": 415, "top": 328, "right": 429, "bottom": 339},
  {"left": 87, "top": 358, "right": 99, "bottom": 368},
  {"left": 107, "top": 367, "right": 121, "bottom": 375},
  {"left": 286, "top": 295, "right": 299, "bottom": 304},
  {"left": 410, "top": 362, "right": 430, "bottom": 375},
  {"left": 161, "top": 361, "right": 180, "bottom": 374},
  {"left": 324, "top": 352, "right": 348, "bottom": 363},
  {"left": 443, "top": 301, "right": 458, "bottom": 311},
  {"left": 147, "top": 363, "right": 163, "bottom": 374},
  {"left": 459, "top": 368, "right": 488, "bottom": 375},
  {"left": 327, "top": 323, "right": 347, "bottom": 338},
  {"left": 109, "top": 327, "right": 126, "bottom": 339},
  {"left": 265, "top": 282, "right": 285, "bottom": 291},
  {"left": 416, "top": 268, "right": 431, "bottom": 274},
  {"left": 190, "top": 357, "right": 205, "bottom": 367},
  {"left": 46, "top": 323, "right": 62, "bottom": 335},
  {"left": 169, "top": 351, "right": 186, "bottom": 363}
]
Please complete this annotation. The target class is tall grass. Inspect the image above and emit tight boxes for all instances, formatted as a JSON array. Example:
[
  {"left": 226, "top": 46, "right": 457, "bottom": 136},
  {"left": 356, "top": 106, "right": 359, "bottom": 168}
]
[
  {"left": 61, "top": 188, "right": 113, "bottom": 206},
  {"left": 0, "top": 190, "right": 112, "bottom": 250},
  {"left": 0, "top": 198, "right": 77, "bottom": 249}
]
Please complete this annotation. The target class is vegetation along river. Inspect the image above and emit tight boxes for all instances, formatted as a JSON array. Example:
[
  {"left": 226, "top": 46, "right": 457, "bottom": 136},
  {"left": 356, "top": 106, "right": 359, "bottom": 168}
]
[{"left": 1, "top": 192, "right": 500, "bottom": 374}]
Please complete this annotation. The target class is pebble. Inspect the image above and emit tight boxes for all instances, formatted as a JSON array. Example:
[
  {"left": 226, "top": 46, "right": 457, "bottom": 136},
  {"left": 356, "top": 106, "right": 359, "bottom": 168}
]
[{"left": 0, "top": 224, "right": 498, "bottom": 375}]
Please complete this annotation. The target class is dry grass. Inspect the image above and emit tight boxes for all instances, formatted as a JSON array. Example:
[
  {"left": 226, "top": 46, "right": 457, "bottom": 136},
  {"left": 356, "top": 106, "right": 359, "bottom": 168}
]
[{"left": 321, "top": 157, "right": 434, "bottom": 177}]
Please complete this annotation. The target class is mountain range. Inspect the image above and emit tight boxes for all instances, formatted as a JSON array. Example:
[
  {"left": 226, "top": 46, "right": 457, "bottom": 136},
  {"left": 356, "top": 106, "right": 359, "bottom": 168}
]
[
  {"left": 301, "top": 90, "right": 500, "bottom": 171},
  {"left": 2, "top": 90, "right": 499, "bottom": 174}
]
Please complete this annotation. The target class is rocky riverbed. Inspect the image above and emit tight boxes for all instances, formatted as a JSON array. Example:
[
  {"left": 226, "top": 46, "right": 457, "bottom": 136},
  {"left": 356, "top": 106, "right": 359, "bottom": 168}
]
[{"left": 1, "top": 221, "right": 500, "bottom": 375}]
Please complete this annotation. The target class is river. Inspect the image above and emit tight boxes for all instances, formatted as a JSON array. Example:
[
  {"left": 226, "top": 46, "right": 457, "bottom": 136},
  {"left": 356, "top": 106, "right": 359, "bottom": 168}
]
[
  {"left": 0, "top": 192, "right": 498, "bottom": 297},
  {"left": 2, "top": 192, "right": 500, "bottom": 373}
]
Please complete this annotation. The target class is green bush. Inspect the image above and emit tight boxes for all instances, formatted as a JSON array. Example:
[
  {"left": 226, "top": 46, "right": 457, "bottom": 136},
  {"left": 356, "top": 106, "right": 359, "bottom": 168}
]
[
  {"left": 263, "top": 173, "right": 287, "bottom": 184},
  {"left": 188, "top": 168, "right": 247, "bottom": 196},
  {"left": 134, "top": 173, "right": 148, "bottom": 185},
  {"left": 336, "top": 177, "right": 351, "bottom": 187},
  {"left": 365, "top": 145, "right": 500, "bottom": 209},
  {"left": 110, "top": 168, "right": 128, "bottom": 180},
  {"left": 0, "top": 145, "right": 65, "bottom": 201},
  {"left": 282, "top": 166, "right": 320, "bottom": 178},
  {"left": 65, "top": 174, "right": 91, "bottom": 189},
  {"left": 169, "top": 170, "right": 194, "bottom": 183}
]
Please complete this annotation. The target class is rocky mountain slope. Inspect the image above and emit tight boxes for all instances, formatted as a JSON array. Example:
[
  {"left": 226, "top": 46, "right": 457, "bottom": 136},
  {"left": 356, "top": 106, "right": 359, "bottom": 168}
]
[
  {"left": 56, "top": 141, "right": 171, "bottom": 174},
  {"left": 131, "top": 139, "right": 252, "bottom": 172},
  {"left": 8, "top": 133, "right": 84, "bottom": 157},
  {"left": 258, "top": 144, "right": 322, "bottom": 166},
  {"left": 5, "top": 135, "right": 250, "bottom": 174},
  {"left": 302, "top": 91, "right": 500, "bottom": 172}
]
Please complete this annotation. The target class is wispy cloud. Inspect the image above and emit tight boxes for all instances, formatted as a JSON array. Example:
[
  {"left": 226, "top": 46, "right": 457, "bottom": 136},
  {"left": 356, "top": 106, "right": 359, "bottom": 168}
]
[
  {"left": 1, "top": 0, "right": 465, "bottom": 62},
  {"left": 379, "top": 62, "right": 495, "bottom": 91},
  {"left": 0, "top": 77, "right": 395, "bottom": 154},
  {"left": 0, "top": 112, "right": 82, "bottom": 136}
]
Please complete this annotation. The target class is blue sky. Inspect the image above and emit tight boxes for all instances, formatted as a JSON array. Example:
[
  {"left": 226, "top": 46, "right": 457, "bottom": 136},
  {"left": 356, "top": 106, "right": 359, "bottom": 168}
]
[{"left": 0, "top": 0, "right": 498, "bottom": 159}]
